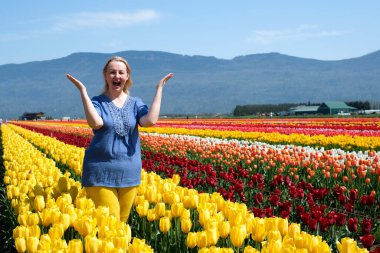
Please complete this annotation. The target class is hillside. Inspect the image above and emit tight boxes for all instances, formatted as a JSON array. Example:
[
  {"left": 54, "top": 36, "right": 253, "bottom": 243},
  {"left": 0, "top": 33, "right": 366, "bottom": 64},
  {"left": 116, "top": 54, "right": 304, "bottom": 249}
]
[{"left": 0, "top": 50, "right": 379, "bottom": 119}]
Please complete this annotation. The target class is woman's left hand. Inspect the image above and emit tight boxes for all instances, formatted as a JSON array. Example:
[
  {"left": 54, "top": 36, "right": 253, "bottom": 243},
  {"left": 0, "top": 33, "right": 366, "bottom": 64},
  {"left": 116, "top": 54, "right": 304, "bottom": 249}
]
[{"left": 156, "top": 73, "right": 174, "bottom": 89}]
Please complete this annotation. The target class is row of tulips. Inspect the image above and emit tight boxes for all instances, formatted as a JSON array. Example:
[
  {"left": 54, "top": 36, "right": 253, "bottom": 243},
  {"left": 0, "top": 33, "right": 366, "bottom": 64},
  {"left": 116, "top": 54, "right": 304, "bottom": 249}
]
[
  {"left": 12, "top": 118, "right": 380, "bottom": 151},
  {"left": 7, "top": 121, "right": 379, "bottom": 251},
  {"left": 1, "top": 124, "right": 154, "bottom": 252},
  {"left": 36, "top": 118, "right": 380, "bottom": 129},
  {"left": 154, "top": 122, "right": 380, "bottom": 137},
  {"left": 1, "top": 123, "right": 372, "bottom": 253}
]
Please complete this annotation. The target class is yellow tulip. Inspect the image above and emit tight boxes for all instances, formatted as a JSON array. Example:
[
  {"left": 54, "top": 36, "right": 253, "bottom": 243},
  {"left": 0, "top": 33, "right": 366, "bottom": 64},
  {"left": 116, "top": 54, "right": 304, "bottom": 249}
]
[
  {"left": 187, "top": 232, "right": 197, "bottom": 249},
  {"left": 68, "top": 239, "right": 83, "bottom": 253},
  {"left": 243, "top": 245, "right": 260, "bottom": 253},
  {"left": 288, "top": 223, "right": 301, "bottom": 238},
  {"left": 159, "top": 216, "right": 171, "bottom": 233},
  {"left": 26, "top": 236, "right": 39, "bottom": 253},
  {"left": 13, "top": 226, "right": 27, "bottom": 239},
  {"left": 27, "top": 225, "right": 41, "bottom": 238},
  {"left": 197, "top": 231, "right": 209, "bottom": 248},
  {"left": 38, "top": 234, "right": 52, "bottom": 250},
  {"left": 206, "top": 228, "right": 220, "bottom": 246},
  {"left": 181, "top": 208, "right": 191, "bottom": 219},
  {"left": 230, "top": 225, "right": 247, "bottom": 247},
  {"left": 12, "top": 186, "right": 20, "bottom": 198},
  {"left": 112, "top": 235, "right": 129, "bottom": 249},
  {"left": 27, "top": 212, "right": 40, "bottom": 226},
  {"left": 51, "top": 238, "right": 68, "bottom": 250},
  {"left": 49, "top": 223, "right": 65, "bottom": 240},
  {"left": 136, "top": 201, "right": 149, "bottom": 217},
  {"left": 251, "top": 218, "right": 266, "bottom": 242},
  {"left": 278, "top": 218, "right": 289, "bottom": 236},
  {"left": 59, "top": 213, "right": 71, "bottom": 230},
  {"left": 145, "top": 185, "right": 157, "bottom": 203},
  {"left": 294, "top": 232, "right": 308, "bottom": 249},
  {"left": 155, "top": 202, "right": 166, "bottom": 217},
  {"left": 172, "top": 174, "right": 181, "bottom": 185},
  {"left": 171, "top": 202, "right": 184, "bottom": 217},
  {"left": 219, "top": 221, "right": 230, "bottom": 238},
  {"left": 336, "top": 237, "right": 357, "bottom": 253},
  {"left": 229, "top": 210, "right": 243, "bottom": 227},
  {"left": 181, "top": 218, "right": 192, "bottom": 233},
  {"left": 267, "top": 230, "right": 282, "bottom": 242},
  {"left": 17, "top": 213, "right": 29, "bottom": 226},
  {"left": 129, "top": 238, "right": 154, "bottom": 253},
  {"left": 39, "top": 208, "right": 53, "bottom": 227},
  {"left": 15, "top": 237, "right": 26, "bottom": 253},
  {"left": 33, "top": 195, "right": 45, "bottom": 212},
  {"left": 147, "top": 209, "right": 157, "bottom": 221},
  {"left": 85, "top": 235, "right": 100, "bottom": 253},
  {"left": 265, "top": 217, "right": 279, "bottom": 232},
  {"left": 199, "top": 208, "right": 211, "bottom": 226},
  {"left": 75, "top": 216, "right": 95, "bottom": 237}
]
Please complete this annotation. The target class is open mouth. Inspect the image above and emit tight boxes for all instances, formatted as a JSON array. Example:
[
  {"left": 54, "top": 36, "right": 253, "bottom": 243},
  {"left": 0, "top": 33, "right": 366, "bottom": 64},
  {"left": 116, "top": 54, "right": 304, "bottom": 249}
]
[{"left": 112, "top": 81, "right": 121, "bottom": 87}]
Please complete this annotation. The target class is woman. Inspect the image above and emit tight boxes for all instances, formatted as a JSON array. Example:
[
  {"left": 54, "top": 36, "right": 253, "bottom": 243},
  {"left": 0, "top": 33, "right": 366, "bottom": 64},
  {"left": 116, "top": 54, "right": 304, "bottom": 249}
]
[{"left": 66, "top": 56, "right": 173, "bottom": 222}]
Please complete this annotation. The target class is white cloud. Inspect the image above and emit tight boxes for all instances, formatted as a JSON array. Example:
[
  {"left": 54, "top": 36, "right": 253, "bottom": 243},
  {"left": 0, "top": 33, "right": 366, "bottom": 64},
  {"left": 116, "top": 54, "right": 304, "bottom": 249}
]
[
  {"left": 52, "top": 10, "right": 160, "bottom": 32},
  {"left": 246, "top": 24, "right": 349, "bottom": 44}
]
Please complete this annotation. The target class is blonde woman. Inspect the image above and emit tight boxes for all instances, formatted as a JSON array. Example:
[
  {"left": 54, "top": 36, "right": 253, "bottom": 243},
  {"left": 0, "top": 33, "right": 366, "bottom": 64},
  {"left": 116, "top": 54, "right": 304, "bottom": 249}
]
[{"left": 66, "top": 56, "right": 173, "bottom": 222}]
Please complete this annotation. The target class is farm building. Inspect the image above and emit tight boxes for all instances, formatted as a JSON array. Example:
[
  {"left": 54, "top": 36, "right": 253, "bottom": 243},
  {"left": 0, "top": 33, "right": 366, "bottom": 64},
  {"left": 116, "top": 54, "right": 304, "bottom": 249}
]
[
  {"left": 317, "top": 101, "right": 357, "bottom": 115},
  {"left": 289, "top": 105, "right": 319, "bottom": 115}
]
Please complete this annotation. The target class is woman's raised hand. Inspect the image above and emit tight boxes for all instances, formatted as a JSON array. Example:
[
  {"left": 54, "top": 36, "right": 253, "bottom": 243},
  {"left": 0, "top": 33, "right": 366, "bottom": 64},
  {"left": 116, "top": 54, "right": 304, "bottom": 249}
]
[
  {"left": 156, "top": 73, "right": 174, "bottom": 89},
  {"left": 66, "top": 74, "right": 86, "bottom": 92}
]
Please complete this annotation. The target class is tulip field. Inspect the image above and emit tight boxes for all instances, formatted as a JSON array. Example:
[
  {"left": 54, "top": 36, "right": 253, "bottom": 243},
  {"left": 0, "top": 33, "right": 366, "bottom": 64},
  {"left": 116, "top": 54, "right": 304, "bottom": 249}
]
[{"left": 1, "top": 117, "right": 380, "bottom": 252}]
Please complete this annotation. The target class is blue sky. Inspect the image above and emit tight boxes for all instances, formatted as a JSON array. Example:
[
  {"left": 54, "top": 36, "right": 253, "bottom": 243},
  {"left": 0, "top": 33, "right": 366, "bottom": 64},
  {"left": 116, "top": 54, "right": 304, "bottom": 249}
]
[{"left": 1, "top": 1, "right": 380, "bottom": 65}]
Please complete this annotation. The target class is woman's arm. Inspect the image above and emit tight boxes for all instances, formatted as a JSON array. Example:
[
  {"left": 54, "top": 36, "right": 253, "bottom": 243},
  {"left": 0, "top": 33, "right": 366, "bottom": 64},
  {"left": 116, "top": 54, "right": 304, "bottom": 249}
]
[
  {"left": 139, "top": 73, "right": 174, "bottom": 127},
  {"left": 66, "top": 74, "right": 103, "bottom": 129}
]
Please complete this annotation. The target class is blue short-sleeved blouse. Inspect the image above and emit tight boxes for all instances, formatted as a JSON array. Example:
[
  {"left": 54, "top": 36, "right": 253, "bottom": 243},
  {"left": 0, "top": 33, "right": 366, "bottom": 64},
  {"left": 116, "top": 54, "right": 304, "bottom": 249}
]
[{"left": 82, "top": 94, "right": 149, "bottom": 188}]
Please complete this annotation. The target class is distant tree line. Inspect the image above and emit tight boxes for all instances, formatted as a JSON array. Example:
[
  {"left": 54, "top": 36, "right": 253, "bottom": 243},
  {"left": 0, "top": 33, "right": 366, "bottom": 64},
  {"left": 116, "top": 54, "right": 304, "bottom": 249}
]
[
  {"left": 345, "top": 101, "right": 370, "bottom": 110},
  {"left": 233, "top": 103, "right": 306, "bottom": 116},
  {"left": 233, "top": 100, "right": 374, "bottom": 116}
]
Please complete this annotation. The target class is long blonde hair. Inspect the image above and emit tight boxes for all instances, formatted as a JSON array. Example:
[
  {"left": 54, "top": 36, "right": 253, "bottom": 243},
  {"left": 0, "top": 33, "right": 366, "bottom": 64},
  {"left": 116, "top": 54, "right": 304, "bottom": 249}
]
[{"left": 101, "top": 56, "right": 133, "bottom": 94}]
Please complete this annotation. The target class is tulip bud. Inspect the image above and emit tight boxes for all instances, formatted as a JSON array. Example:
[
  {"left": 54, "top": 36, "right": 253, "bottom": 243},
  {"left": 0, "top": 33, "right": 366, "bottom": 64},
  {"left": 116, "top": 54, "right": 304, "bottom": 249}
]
[
  {"left": 159, "top": 217, "right": 171, "bottom": 233},
  {"left": 197, "top": 231, "right": 209, "bottom": 248},
  {"left": 38, "top": 234, "right": 52, "bottom": 250},
  {"left": 288, "top": 223, "right": 301, "bottom": 238},
  {"left": 33, "top": 195, "right": 45, "bottom": 212},
  {"left": 27, "top": 212, "right": 40, "bottom": 226},
  {"left": 85, "top": 235, "right": 100, "bottom": 253},
  {"left": 171, "top": 202, "right": 184, "bottom": 218},
  {"left": 187, "top": 232, "right": 197, "bottom": 249},
  {"left": 251, "top": 218, "right": 266, "bottom": 242},
  {"left": 278, "top": 218, "right": 289, "bottom": 236},
  {"left": 181, "top": 218, "right": 192, "bottom": 233},
  {"left": 28, "top": 225, "right": 41, "bottom": 238},
  {"left": 136, "top": 201, "right": 149, "bottom": 218},
  {"left": 18, "top": 213, "right": 29, "bottom": 226},
  {"left": 26, "top": 236, "right": 39, "bottom": 253},
  {"left": 13, "top": 226, "right": 27, "bottom": 239},
  {"left": 147, "top": 209, "right": 157, "bottom": 221},
  {"left": 230, "top": 225, "right": 247, "bottom": 247},
  {"left": 155, "top": 202, "right": 166, "bottom": 217},
  {"left": 206, "top": 228, "right": 219, "bottom": 246},
  {"left": 15, "top": 237, "right": 26, "bottom": 253},
  {"left": 68, "top": 239, "right": 83, "bottom": 253}
]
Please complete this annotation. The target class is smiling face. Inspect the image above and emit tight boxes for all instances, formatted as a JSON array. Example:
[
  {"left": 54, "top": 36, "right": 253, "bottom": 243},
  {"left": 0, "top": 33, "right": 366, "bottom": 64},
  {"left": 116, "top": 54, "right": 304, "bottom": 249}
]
[
  {"left": 102, "top": 56, "right": 133, "bottom": 95},
  {"left": 105, "top": 61, "right": 129, "bottom": 92}
]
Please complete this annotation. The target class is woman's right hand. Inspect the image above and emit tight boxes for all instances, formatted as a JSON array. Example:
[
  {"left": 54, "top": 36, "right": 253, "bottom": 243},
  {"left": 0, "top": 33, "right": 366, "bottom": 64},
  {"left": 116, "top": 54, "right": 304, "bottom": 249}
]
[{"left": 66, "top": 74, "right": 86, "bottom": 92}]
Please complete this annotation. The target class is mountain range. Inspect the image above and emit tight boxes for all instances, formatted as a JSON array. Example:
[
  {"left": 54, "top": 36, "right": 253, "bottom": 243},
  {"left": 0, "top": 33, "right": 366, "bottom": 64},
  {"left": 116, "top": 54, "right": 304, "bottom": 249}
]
[{"left": 0, "top": 50, "right": 379, "bottom": 119}]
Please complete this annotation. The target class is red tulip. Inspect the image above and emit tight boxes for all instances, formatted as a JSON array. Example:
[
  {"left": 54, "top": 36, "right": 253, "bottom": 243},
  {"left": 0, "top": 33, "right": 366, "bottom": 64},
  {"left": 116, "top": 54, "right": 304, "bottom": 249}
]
[
  {"left": 347, "top": 217, "right": 358, "bottom": 232},
  {"left": 361, "top": 218, "right": 373, "bottom": 234},
  {"left": 360, "top": 234, "right": 374, "bottom": 249}
]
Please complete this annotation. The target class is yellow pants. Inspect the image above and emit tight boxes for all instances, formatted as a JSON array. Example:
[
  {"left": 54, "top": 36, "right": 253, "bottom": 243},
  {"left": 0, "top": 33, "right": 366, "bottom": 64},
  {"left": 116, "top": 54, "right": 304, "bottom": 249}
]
[{"left": 85, "top": 186, "right": 138, "bottom": 222}]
